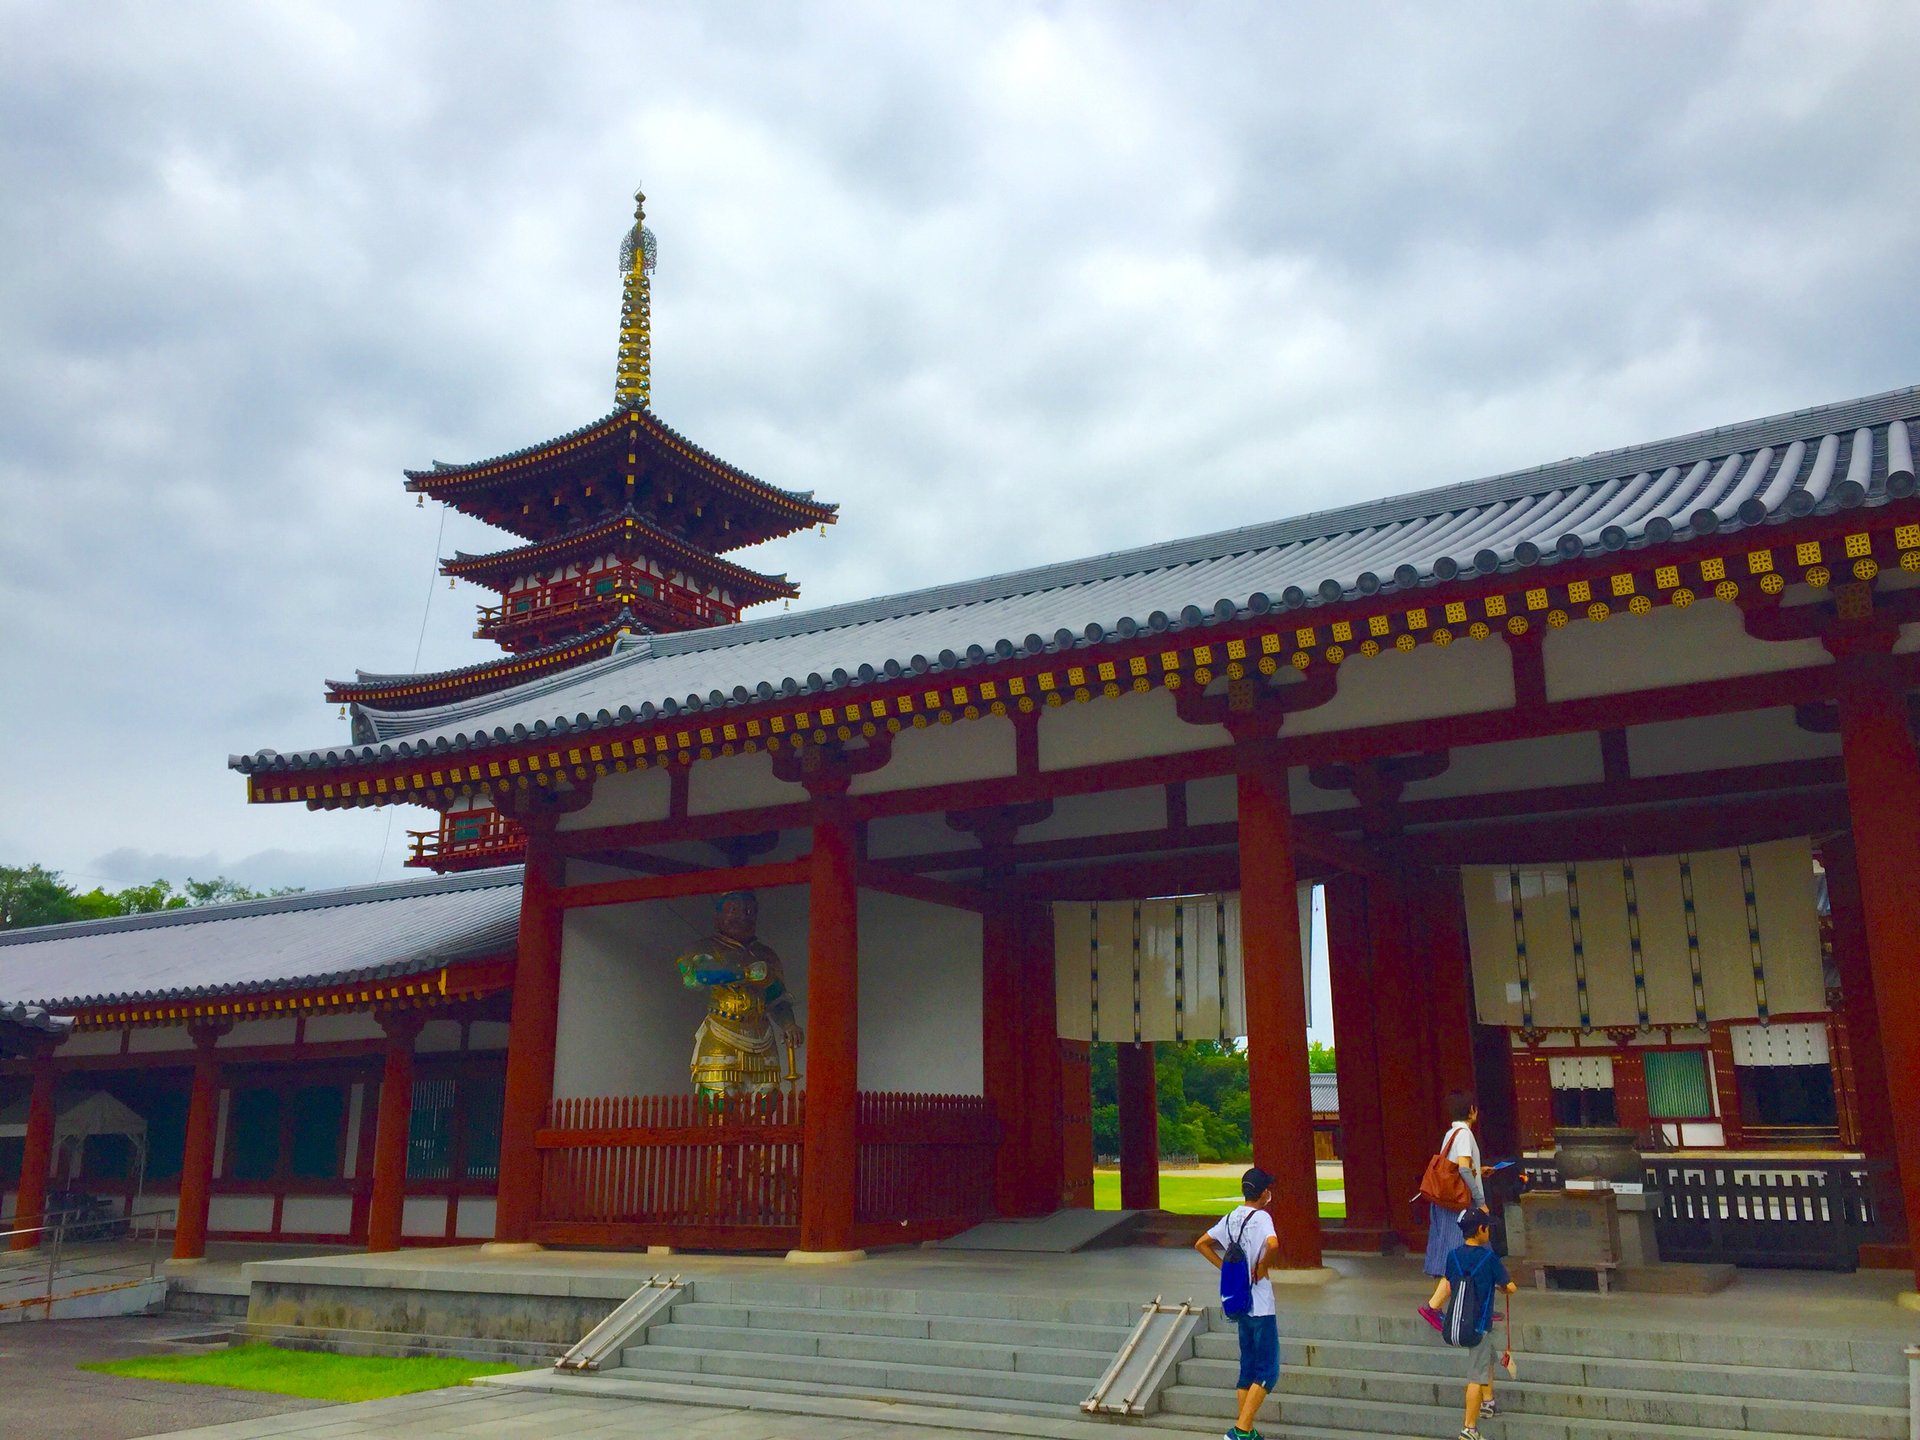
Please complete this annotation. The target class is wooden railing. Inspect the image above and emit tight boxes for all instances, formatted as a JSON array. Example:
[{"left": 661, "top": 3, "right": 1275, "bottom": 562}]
[
  {"left": 1523, "top": 1156, "right": 1900, "bottom": 1271},
  {"left": 533, "top": 1091, "right": 997, "bottom": 1250},
  {"left": 406, "top": 810, "right": 525, "bottom": 870}
]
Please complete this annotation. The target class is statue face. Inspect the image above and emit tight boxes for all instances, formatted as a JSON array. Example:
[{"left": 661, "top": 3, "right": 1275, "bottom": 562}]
[{"left": 716, "top": 893, "right": 758, "bottom": 941}]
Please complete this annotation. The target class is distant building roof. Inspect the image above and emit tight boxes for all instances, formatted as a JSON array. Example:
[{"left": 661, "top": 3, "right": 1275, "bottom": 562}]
[
  {"left": 0, "top": 1001, "right": 73, "bottom": 1057},
  {"left": 0, "top": 868, "right": 523, "bottom": 1011},
  {"left": 237, "top": 384, "right": 1920, "bottom": 775},
  {"left": 1311, "top": 1070, "right": 1339, "bottom": 1116}
]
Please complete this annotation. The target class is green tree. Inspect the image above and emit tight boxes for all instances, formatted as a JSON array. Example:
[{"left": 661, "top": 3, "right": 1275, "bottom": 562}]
[
  {"left": 0, "top": 865, "right": 300, "bottom": 931},
  {"left": 1307, "top": 1040, "right": 1337, "bottom": 1073}
]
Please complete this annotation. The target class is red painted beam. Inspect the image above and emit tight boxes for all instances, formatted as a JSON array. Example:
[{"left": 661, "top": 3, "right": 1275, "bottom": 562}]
[
  {"left": 854, "top": 862, "right": 995, "bottom": 913},
  {"left": 555, "top": 856, "right": 811, "bottom": 910}
]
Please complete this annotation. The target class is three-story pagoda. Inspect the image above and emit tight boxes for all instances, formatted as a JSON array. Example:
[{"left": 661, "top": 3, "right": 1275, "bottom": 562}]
[{"left": 326, "top": 189, "right": 837, "bottom": 868}]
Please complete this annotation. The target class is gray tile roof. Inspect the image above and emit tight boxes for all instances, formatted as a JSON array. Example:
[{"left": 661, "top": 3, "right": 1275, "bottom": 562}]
[
  {"left": 0, "top": 868, "right": 523, "bottom": 1011},
  {"left": 236, "top": 385, "right": 1920, "bottom": 774},
  {"left": 1311, "top": 1070, "right": 1339, "bottom": 1116}
]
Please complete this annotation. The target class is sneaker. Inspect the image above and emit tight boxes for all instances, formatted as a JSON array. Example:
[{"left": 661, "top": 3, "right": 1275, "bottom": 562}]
[
  {"left": 1481, "top": 1394, "right": 1499, "bottom": 1415},
  {"left": 1460, "top": 1429, "right": 1483, "bottom": 1440},
  {"left": 1417, "top": 1303, "right": 1444, "bottom": 1333}
]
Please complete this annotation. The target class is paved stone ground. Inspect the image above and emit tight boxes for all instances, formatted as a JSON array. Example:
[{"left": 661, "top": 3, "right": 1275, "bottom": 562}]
[
  {"left": 0, "top": 1314, "right": 328, "bottom": 1440},
  {"left": 139, "top": 1387, "right": 1079, "bottom": 1440}
]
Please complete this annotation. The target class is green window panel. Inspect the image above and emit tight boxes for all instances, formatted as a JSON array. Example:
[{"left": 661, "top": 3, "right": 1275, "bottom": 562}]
[
  {"left": 288, "top": 1085, "right": 345, "bottom": 1179},
  {"left": 1645, "top": 1049, "right": 1712, "bottom": 1119}
]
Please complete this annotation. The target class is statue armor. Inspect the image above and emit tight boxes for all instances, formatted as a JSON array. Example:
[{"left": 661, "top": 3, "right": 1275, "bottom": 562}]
[{"left": 675, "top": 898, "right": 801, "bottom": 1097}]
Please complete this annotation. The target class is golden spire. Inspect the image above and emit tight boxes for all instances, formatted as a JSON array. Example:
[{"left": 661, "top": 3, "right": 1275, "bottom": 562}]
[{"left": 615, "top": 186, "right": 657, "bottom": 409}]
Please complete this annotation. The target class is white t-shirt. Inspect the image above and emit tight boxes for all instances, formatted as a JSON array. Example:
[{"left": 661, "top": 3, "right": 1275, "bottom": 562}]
[
  {"left": 1206, "top": 1204, "right": 1277, "bottom": 1317},
  {"left": 1443, "top": 1124, "right": 1482, "bottom": 1217}
]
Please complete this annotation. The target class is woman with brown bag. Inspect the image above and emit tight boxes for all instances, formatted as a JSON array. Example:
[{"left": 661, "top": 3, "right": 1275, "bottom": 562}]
[{"left": 1422, "top": 1090, "right": 1484, "bottom": 1278}]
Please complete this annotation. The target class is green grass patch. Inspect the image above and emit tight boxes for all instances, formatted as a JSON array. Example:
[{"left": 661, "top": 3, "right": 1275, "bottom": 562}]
[
  {"left": 80, "top": 1344, "right": 519, "bottom": 1402},
  {"left": 1092, "top": 1170, "right": 1345, "bottom": 1217}
]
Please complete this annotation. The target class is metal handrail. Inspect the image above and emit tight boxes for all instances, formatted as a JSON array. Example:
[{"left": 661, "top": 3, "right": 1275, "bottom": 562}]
[{"left": 0, "top": 1206, "right": 175, "bottom": 1319}]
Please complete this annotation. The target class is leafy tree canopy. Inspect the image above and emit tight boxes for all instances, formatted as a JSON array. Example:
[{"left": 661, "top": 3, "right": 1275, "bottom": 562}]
[
  {"left": 0, "top": 864, "right": 300, "bottom": 931},
  {"left": 1090, "top": 1038, "right": 1334, "bottom": 1162}
]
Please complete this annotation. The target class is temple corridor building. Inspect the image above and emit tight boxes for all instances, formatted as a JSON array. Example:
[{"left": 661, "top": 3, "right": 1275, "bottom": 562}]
[{"left": 3, "top": 194, "right": 1917, "bottom": 1294}]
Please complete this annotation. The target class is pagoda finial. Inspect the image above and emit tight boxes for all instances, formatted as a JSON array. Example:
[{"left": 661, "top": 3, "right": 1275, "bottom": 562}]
[{"left": 615, "top": 185, "right": 658, "bottom": 409}]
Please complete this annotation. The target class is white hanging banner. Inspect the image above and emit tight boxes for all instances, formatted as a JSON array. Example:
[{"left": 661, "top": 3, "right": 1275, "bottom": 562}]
[
  {"left": 1461, "top": 837, "right": 1821, "bottom": 1032},
  {"left": 1053, "top": 886, "right": 1312, "bottom": 1043}
]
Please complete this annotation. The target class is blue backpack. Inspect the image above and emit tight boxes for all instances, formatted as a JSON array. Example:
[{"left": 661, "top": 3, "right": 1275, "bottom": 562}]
[
  {"left": 1219, "top": 1209, "right": 1256, "bottom": 1317},
  {"left": 1442, "top": 1245, "right": 1496, "bottom": 1347}
]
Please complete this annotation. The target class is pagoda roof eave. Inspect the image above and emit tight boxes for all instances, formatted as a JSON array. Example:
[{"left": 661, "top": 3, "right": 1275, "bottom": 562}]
[
  {"left": 239, "top": 383, "right": 1920, "bottom": 789},
  {"left": 440, "top": 506, "right": 801, "bottom": 601},
  {"left": 403, "top": 406, "right": 837, "bottom": 532},
  {"left": 325, "top": 614, "right": 638, "bottom": 710}
]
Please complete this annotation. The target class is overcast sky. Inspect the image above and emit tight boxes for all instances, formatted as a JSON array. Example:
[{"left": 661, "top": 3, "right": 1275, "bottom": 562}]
[{"left": 5, "top": 1, "right": 1918, "bottom": 944}]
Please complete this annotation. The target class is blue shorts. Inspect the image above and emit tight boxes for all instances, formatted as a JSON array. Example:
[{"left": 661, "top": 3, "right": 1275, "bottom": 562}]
[{"left": 1233, "top": 1312, "right": 1280, "bottom": 1390}]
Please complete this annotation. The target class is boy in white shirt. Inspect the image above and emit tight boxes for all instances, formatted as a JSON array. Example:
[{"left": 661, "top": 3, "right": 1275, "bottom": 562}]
[{"left": 1195, "top": 1166, "right": 1281, "bottom": 1440}]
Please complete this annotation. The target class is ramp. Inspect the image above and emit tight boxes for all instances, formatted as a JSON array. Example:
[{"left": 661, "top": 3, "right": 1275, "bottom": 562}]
[
  {"left": 554, "top": 1274, "right": 683, "bottom": 1372},
  {"left": 1081, "top": 1296, "right": 1203, "bottom": 1417},
  {"left": 933, "top": 1208, "right": 1146, "bottom": 1253}
]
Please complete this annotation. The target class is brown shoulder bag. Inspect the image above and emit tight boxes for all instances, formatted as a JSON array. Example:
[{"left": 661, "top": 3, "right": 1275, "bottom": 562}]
[{"left": 1417, "top": 1124, "right": 1474, "bottom": 1210}]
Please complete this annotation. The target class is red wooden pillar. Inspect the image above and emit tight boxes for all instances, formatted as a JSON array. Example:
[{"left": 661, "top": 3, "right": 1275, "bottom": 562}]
[
  {"left": 1019, "top": 900, "right": 1065, "bottom": 1215},
  {"left": 10, "top": 1057, "right": 58, "bottom": 1250},
  {"left": 1821, "top": 838, "right": 1897, "bottom": 1161},
  {"left": 494, "top": 831, "right": 564, "bottom": 1244},
  {"left": 1324, "top": 873, "right": 1391, "bottom": 1247},
  {"left": 798, "top": 794, "right": 860, "bottom": 1255},
  {"left": 1236, "top": 742, "right": 1321, "bottom": 1268},
  {"left": 1370, "top": 865, "right": 1435, "bottom": 1246},
  {"left": 1707, "top": 1026, "right": 1745, "bottom": 1146},
  {"left": 1612, "top": 1050, "right": 1650, "bottom": 1144},
  {"left": 1116, "top": 1042, "right": 1160, "bottom": 1211},
  {"left": 1423, "top": 869, "right": 1478, "bottom": 1104},
  {"left": 1058, "top": 1039, "right": 1094, "bottom": 1209},
  {"left": 172, "top": 1023, "right": 227, "bottom": 1261},
  {"left": 982, "top": 898, "right": 1025, "bottom": 1216},
  {"left": 1831, "top": 648, "right": 1920, "bottom": 1285},
  {"left": 366, "top": 1013, "right": 424, "bottom": 1253},
  {"left": 1511, "top": 1050, "right": 1555, "bottom": 1150}
]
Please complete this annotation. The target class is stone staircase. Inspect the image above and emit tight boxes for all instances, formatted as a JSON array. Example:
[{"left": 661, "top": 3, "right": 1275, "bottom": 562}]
[
  {"left": 594, "top": 1279, "right": 1912, "bottom": 1439},
  {"left": 612, "top": 1278, "right": 1135, "bottom": 1415},
  {"left": 1157, "top": 1304, "right": 1912, "bottom": 1439}
]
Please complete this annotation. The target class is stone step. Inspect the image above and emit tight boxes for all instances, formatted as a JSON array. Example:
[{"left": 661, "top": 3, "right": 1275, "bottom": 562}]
[
  {"left": 683, "top": 1278, "right": 1142, "bottom": 1328},
  {"left": 618, "top": 1338, "right": 1096, "bottom": 1407},
  {"left": 1156, "top": 1383, "right": 1880, "bottom": 1440},
  {"left": 1251, "top": 1308, "right": 1909, "bottom": 1376},
  {"left": 1186, "top": 1332, "right": 1909, "bottom": 1406},
  {"left": 667, "top": 1298, "right": 1128, "bottom": 1353},
  {"left": 644, "top": 1321, "right": 1114, "bottom": 1379},
  {"left": 1174, "top": 1357, "right": 1905, "bottom": 1439},
  {"left": 238, "top": 1319, "right": 569, "bottom": 1367}
]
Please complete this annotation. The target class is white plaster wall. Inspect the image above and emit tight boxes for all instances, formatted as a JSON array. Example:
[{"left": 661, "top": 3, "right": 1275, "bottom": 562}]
[
  {"left": 303, "top": 1013, "right": 384, "bottom": 1044},
  {"left": 208, "top": 1195, "right": 272, "bottom": 1232},
  {"left": 1022, "top": 787, "right": 1167, "bottom": 843},
  {"left": 553, "top": 886, "right": 982, "bottom": 1100},
  {"left": 416, "top": 1019, "right": 464, "bottom": 1053},
  {"left": 127, "top": 1028, "right": 193, "bottom": 1054},
  {"left": 401, "top": 1196, "right": 447, "bottom": 1237},
  {"left": 1187, "top": 775, "right": 1237, "bottom": 826},
  {"left": 866, "top": 811, "right": 979, "bottom": 860},
  {"left": 456, "top": 1196, "right": 497, "bottom": 1239},
  {"left": 1285, "top": 633, "right": 1515, "bottom": 736},
  {"left": 1626, "top": 707, "right": 1842, "bottom": 778},
  {"left": 852, "top": 715, "right": 1017, "bottom": 795},
  {"left": 228, "top": 1018, "right": 299, "bottom": 1048},
  {"left": 1400, "top": 732, "right": 1607, "bottom": 801},
  {"left": 280, "top": 1196, "right": 352, "bottom": 1235},
  {"left": 57, "top": 1031, "right": 123, "bottom": 1058},
  {"left": 553, "top": 889, "right": 810, "bottom": 1100},
  {"left": 1896, "top": 620, "right": 1920, "bottom": 656},
  {"left": 857, "top": 892, "right": 982, "bottom": 1095},
  {"left": 468, "top": 1021, "right": 510, "bottom": 1051},
  {"left": 688, "top": 750, "right": 804, "bottom": 816},
  {"left": 1039, "top": 687, "right": 1229, "bottom": 770},
  {"left": 1544, "top": 596, "right": 1831, "bottom": 703},
  {"left": 558, "top": 765, "right": 671, "bottom": 831}
]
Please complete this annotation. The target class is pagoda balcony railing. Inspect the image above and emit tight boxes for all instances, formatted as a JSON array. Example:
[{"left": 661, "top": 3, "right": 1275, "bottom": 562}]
[
  {"left": 532, "top": 1090, "right": 999, "bottom": 1250},
  {"left": 406, "top": 810, "right": 525, "bottom": 871},
  {"left": 476, "top": 572, "right": 736, "bottom": 639}
]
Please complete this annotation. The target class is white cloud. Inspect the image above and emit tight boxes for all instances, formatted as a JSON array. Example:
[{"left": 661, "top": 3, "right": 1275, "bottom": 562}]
[{"left": 2, "top": 0, "right": 1916, "bottom": 891}]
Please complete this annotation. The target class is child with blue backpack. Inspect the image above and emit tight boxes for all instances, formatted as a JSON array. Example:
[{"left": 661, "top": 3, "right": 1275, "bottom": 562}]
[
  {"left": 1420, "top": 1206, "right": 1516, "bottom": 1440},
  {"left": 1194, "top": 1166, "right": 1281, "bottom": 1440}
]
